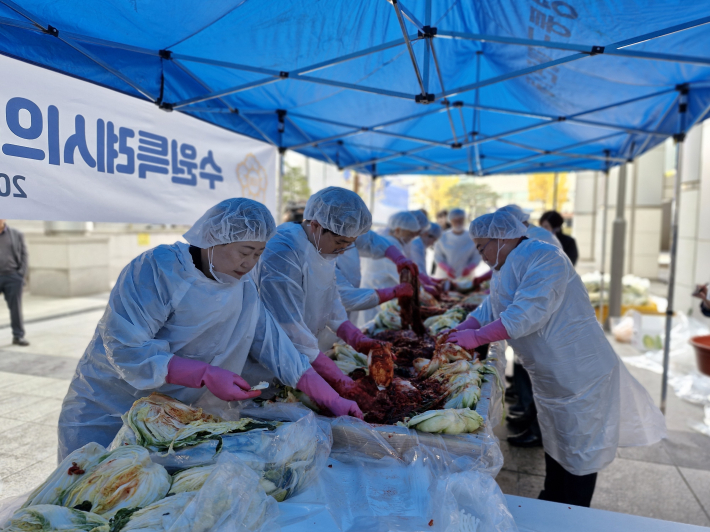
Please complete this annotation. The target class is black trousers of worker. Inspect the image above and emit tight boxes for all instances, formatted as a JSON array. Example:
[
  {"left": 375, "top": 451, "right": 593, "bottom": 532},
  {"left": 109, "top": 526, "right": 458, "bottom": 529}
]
[
  {"left": 512, "top": 362, "right": 541, "bottom": 438},
  {"left": 0, "top": 273, "right": 25, "bottom": 339},
  {"left": 538, "top": 453, "right": 597, "bottom": 507}
]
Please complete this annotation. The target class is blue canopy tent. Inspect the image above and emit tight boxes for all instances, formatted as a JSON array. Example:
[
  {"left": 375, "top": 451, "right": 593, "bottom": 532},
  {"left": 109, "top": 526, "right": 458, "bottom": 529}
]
[{"left": 2, "top": 0, "right": 710, "bottom": 410}]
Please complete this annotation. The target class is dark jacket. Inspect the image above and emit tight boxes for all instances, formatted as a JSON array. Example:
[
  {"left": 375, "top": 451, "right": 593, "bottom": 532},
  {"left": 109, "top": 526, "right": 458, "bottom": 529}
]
[
  {"left": 3, "top": 225, "right": 28, "bottom": 278},
  {"left": 556, "top": 232, "right": 578, "bottom": 266}
]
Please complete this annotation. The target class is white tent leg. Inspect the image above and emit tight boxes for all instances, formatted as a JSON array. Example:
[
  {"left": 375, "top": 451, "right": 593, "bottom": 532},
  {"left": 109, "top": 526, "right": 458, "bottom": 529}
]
[
  {"left": 277, "top": 150, "right": 285, "bottom": 220},
  {"left": 598, "top": 169, "right": 610, "bottom": 326},
  {"left": 661, "top": 138, "right": 684, "bottom": 415},
  {"left": 608, "top": 162, "right": 628, "bottom": 320}
]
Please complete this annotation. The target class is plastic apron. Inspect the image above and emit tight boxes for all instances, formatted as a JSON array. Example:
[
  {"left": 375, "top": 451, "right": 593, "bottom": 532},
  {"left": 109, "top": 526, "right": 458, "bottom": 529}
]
[
  {"left": 254, "top": 222, "right": 348, "bottom": 359},
  {"left": 433, "top": 230, "right": 480, "bottom": 278},
  {"left": 472, "top": 239, "right": 666, "bottom": 475},
  {"left": 58, "top": 242, "right": 310, "bottom": 460}
]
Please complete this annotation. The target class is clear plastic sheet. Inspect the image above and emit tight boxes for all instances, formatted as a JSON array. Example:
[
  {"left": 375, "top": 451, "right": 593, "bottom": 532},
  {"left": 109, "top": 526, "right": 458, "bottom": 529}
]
[
  {"left": 0, "top": 453, "right": 279, "bottom": 532},
  {"left": 110, "top": 404, "right": 331, "bottom": 502}
]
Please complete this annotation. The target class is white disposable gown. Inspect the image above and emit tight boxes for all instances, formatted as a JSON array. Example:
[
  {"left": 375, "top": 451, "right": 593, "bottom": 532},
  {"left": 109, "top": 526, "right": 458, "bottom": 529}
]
[
  {"left": 254, "top": 222, "right": 349, "bottom": 358},
  {"left": 408, "top": 237, "right": 427, "bottom": 274},
  {"left": 433, "top": 229, "right": 481, "bottom": 278},
  {"left": 527, "top": 224, "right": 562, "bottom": 248},
  {"left": 58, "top": 242, "right": 311, "bottom": 460},
  {"left": 472, "top": 239, "right": 666, "bottom": 475},
  {"left": 358, "top": 231, "right": 403, "bottom": 326}
]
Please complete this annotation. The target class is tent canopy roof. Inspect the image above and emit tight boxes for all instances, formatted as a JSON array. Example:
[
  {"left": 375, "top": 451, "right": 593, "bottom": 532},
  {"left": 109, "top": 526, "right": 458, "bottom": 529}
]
[{"left": 2, "top": 0, "right": 710, "bottom": 176}]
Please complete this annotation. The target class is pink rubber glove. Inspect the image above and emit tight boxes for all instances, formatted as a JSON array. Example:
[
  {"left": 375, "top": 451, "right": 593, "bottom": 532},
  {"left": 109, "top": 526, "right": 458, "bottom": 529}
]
[
  {"left": 474, "top": 270, "right": 492, "bottom": 287},
  {"left": 376, "top": 283, "right": 414, "bottom": 303},
  {"left": 438, "top": 262, "right": 456, "bottom": 279},
  {"left": 462, "top": 263, "right": 477, "bottom": 277},
  {"left": 455, "top": 316, "right": 481, "bottom": 331},
  {"left": 297, "top": 368, "right": 364, "bottom": 419},
  {"left": 420, "top": 273, "right": 435, "bottom": 286},
  {"left": 422, "top": 283, "right": 439, "bottom": 297},
  {"left": 166, "top": 356, "right": 261, "bottom": 401},
  {"left": 337, "top": 321, "right": 391, "bottom": 355},
  {"left": 447, "top": 319, "right": 509, "bottom": 350},
  {"left": 384, "top": 245, "right": 419, "bottom": 277},
  {"left": 311, "top": 352, "right": 355, "bottom": 393}
]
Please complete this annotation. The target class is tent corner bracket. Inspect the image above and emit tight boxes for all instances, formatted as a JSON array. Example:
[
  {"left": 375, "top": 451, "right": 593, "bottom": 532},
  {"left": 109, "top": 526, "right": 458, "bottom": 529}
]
[
  {"left": 418, "top": 26, "right": 437, "bottom": 38},
  {"left": 42, "top": 25, "right": 58, "bottom": 37},
  {"left": 415, "top": 93, "right": 435, "bottom": 104},
  {"left": 159, "top": 49, "right": 172, "bottom": 60}
]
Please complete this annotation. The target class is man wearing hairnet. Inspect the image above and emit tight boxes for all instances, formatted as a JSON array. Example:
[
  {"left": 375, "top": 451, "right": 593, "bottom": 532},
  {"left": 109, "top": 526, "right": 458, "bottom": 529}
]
[
  {"left": 57, "top": 198, "right": 359, "bottom": 460},
  {"left": 433, "top": 208, "right": 481, "bottom": 280},
  {"left": 253, "top": 187, "right": 405, "bottom": 409},
  {"left": 358, "top": 211, "right": 423, "bottom": 325},
  {"left": 447, "top": 210, "right": 666, "bottom": 507}
]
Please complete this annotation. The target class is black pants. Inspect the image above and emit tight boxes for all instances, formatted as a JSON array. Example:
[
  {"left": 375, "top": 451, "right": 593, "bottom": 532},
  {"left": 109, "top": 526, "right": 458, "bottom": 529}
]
[
  {"left": 0, "top": 273, "right": 25, "bottom": 339},
  {"left": 512, "top": 362, "right": 541, "bottom": 438},
  {"left": 538, "top": 453, "right": 597, "bottom": 507}
]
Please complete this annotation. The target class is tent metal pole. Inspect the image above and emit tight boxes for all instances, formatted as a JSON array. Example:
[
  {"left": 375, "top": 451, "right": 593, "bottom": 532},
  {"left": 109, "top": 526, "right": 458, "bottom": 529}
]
[
  {"left": 608, "top": 162, "right": 628, "bottom": 322},
  {"left": 552, "top": 173, "right": 559, "bottom": 210},
  {"left": 598, "top": 158, "right": 610, "bottom": 326},
  {"left": 591, "top": 171, "right": 598, "bottom": 262},
  {"left": 422, "top": 0, "right": 431, "bottom": 93},
  {"left": 661, "top": 88, "right": 688, "bottom": 415},
  {"left": 628, "top": 161, "right": 639, "bottom": 274},
  {"left": 277, "top": 151, "right": 285, "bottom": 221},
  {"left": 391, "top": 0, "right": 427, "bottom": 97}
]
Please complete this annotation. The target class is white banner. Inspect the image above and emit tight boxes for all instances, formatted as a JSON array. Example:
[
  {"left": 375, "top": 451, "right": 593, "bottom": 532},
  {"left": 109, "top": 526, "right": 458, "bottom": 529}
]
[{"left": 0, "top": 55, "right": 277, "bottom": 225}]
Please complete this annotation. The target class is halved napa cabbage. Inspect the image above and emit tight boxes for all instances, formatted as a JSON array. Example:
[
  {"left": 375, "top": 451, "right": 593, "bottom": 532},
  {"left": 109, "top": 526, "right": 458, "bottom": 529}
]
[
  {"left": 22, "top": 442, "right": 106, "bottom": 508},
  {"left": 3, "top": 504, "right": 108, "bottom": 532},
  {"left": 61, "top": 446, "right": 170, "bottom": 518},
  {"left": 124, "top": 393, "right": 280, "bottom": 452},
  {"left": 403, "top": 408, "right": 484, "bottom": 434}
]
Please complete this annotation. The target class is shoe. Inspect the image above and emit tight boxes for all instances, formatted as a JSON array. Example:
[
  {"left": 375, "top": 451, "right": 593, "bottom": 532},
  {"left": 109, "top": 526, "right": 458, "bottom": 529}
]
[
  {"left": 506, "top": 413, "right": 532, "bottom": 431},
  {"left": 508, "top": 404, "right": 525, "bottom": 416},
  {"left": 507, "top": 428, "right": 542, "bottom": 448},
  {"left": 12, "top": 337, "right": 29, "bottom": 346}
]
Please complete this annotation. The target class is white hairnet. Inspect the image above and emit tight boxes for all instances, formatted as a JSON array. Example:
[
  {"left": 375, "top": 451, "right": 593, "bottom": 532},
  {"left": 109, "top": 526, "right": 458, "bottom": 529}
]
[
  {"left": 448, "top": 208, "right": 466, "bottom": 221},
  {"left": 469, "top": 211, "right": 527, "bottom": 240},
  {"left": 183, "top": 198, "right": 276, "bottom": 248},
  {"left": 303, "top": 186, "right": 372, "bottom": 237},
  {"left": 497, "top": 204, "right": 530, "bottom": 223},
  {"left": 387, "top": 211, "right": 420, "bottom": 232},
  {"left": 410, "top": 210, "right": 430, "bottom": 231},
  {"left": 426, "top": 222, "right": 443, "bottom": 239}
]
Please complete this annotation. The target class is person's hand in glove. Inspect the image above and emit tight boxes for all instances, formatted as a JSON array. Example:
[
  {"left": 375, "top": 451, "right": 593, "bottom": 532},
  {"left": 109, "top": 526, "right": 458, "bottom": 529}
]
[
  {"left": 447, "top": 319, "right": 509, "bottom": 350},
  {"left": 422, "top": 283, "right": 440, "bottom": 297},
  {"left": 297, "top": 367, "right": 363, "bottom": 419},
  {"left": 438, "top": 262, "right": 456, "bottom": 279},
  {"left": 454, "top": 316, "right": 481, "bottom": 331},
  {"left": 462, "top": 263, "right": 478, "bottom": 277},
  {"left": 311, "top": 352, "right": 356, "bottom": 394},
  {"left": 384, "top": 245, "right": 419, "bottom": 277},
  {"left": 166, "top": 356, "right": 262, "bottom": 402},
  {"left": 376, "top": 283, "right": 414, "bottom": 303},
  {"left": 337, "top": 321, "right": 394, "bottom": 358}
]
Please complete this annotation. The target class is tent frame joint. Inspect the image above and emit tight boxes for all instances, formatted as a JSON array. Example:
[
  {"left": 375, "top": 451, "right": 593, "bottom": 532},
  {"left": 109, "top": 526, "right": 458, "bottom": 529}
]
[
  {"left": 159, "top": 49, "right": 172, "bottom": 60},
  {"left": 418, "top": 25, "right": 437, "bottom": 38},
  {"left": 590, "top": 45, "right": 605, "bottom": 55},
  {"left": 451, "top": 142, "right": 462, "bottom": 149},
  {"left": 158, "top": 101, "right": 173, "bottom": 112},
  {"left": 415, "top": 93, "right": 435, "bottom": 104},
  {"left": 279, "top": 71, "right": 289, "bottom": 78},
  {"left": 43, "top": 24, "right": 58, "bottom": 37}
]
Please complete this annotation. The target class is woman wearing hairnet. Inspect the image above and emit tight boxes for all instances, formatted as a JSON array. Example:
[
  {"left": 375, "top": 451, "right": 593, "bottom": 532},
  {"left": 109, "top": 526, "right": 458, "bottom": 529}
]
[
  {"left": 358, "top": 211, "right": 422, "bottom": 325},
  {"left": 253, "top": 187, "right": 407, "bottom": 407},
  {"left": 57, "top": 198, "right": 359, "bottom": 460},
  {"left": 447, "top": 210, "right": 666, "bottom": 507},
  {"left": 407, "top": 210, "right": 442, "bottom": 295},
  {"left": 433, "top": 208, "right": 481, "bottom": 279}
]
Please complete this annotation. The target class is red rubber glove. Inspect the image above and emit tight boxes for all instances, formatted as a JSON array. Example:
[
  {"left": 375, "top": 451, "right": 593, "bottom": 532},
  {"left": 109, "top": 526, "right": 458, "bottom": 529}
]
[
  {"left": 462, "top": 263, "right": 477, "bottom": 277},
  {"left": 422, "top": 283, "right": 440, "bottom": 297},
  {"left": 336, "top": 321, "right": 391, "bottom": 356},
  {"left": 297, "top": 367, "right": 363, "bottom": 419},
  {"left": 384, "top": 245, "right": 419, "bottom": 277},
  {"left": 376, "top": 283, "right": 414, "bottom": 303},
  {"left": 447, "top": 319, "right": 509, "bottom": 350},
  {"left": 438, "top": 262, "right": 456, "bottom": 279},
  {"left": 455, "top": 316, "right": 481, "bottom": 331},
  {"left": 166, "top": 356, "right": 261, "bottom": 402},
  {"left": 420, "top": 273, "right": 435, "bottom": 286}
]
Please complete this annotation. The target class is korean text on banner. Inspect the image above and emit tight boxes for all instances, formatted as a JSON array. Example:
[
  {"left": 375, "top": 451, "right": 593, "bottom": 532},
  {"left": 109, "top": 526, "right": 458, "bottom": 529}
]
[{"left": 0, "top": 55, "right": 277, "bottom": 225}]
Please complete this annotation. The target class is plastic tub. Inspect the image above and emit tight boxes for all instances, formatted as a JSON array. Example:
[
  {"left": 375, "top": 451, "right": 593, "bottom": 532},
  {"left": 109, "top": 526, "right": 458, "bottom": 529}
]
[{"left": 690, "top": 335, "right": 710, "bottom": 377}]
